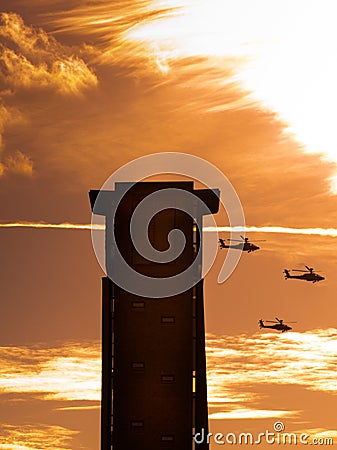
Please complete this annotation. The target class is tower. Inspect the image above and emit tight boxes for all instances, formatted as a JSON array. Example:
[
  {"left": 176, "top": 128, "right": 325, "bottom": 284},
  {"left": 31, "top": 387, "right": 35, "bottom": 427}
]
[{"left": 89, "top": 181, "right": 219, "bottom": 450}]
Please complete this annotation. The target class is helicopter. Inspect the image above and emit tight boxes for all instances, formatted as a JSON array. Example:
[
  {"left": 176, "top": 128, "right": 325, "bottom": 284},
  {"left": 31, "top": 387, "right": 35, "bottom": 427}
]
[
  {"left": 219, "top": 235, "right": 265, "bottom": 253},
  {"left": 283, "top": 265, "right": 325, "bottom": 283},
  {"left": 259, "top": 317, "right": 296, "bottom": 333}
]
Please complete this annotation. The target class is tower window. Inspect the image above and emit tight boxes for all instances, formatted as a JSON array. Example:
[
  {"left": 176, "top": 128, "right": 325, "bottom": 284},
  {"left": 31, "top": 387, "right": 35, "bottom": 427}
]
[
  {"left": 161, "top": 316, "right": 175, "bottom": 324},
  {"left": 160, "top": 374, "right": 175, "bottom": 383},
  {"left": 131, "top": 361, "right": 145, "bottom": 370},
  {"left": 130, "top": 420, "right": 144, "bottom": 429},
  {"left": 160, "top": 434, "right": 175, "bottom": 443},
  {"left": 131, "top": 301, "right": 145, "bottom": 308}
]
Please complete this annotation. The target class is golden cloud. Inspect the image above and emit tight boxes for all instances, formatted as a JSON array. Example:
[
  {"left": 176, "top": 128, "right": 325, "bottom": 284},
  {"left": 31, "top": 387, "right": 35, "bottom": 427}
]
[
  {"left": 0, "top": 13, "right": 98, "bottom": 95},
  {"left": 0, "top": 102, "right": 30, "bottom": 177},
  {"left": 46, "top": 0, "right": 337, "bottom": 194},
  {"left": 1, "top": 329, "right": 337, "bottom": 424},
  {"left": 206, "top": 329, "right": 337, "bottom": 420},
  {"left": 209, "top": 409, "right": 299, "bottom": 420},
  {"left": 0, "top": 102, "right": 21, "bottom": 152},
  {"left": 303, "top": 429, "right": 337, "bottom": 439},
  {"left": 2, "top": 150, "right": 33, "bottom": 176},
  {"left": 47, "top": 0, "right": 247, "bottom": 113},
  {"left": 0, "top": 103, "right": 9, "bottom": 151},
  {"left": 0, "top": 424, "right": 78, "bottom": 450},
  {"left": 0, "top": 342, "right": 101, "bottom": 402},
  {"left": 2, "top": 222, "right": 337, "bottom": 238}
]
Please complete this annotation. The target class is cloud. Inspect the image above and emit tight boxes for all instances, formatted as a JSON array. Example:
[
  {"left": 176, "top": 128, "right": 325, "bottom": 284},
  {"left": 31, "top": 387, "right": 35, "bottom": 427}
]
[
  {"left": 2, "top": 222, "right": 337, "bottom": 238},
  {"left": 0, "top": 101, "right": 31, "bottom": 177},
  {"left": 46, "top": 0, "right": 248, "bottom": 112},
  {"left": 304, "top": 429, "right": 337, "bottom": 439},
  {"left": 206, "top": 329, "right": 337, "bottom": 420},
  {"left": 2, "top": 150, "right": 33, "bottom": 176},
  {"left": 0, "top": 12, "right": 98, "bottom": 180},
  {"left": 0, "top": 342, "right": 101, "bottom": 402},
  {"left": 45, "top": 0, "right": 337, "bottom": 196},
  {"left": 0, "top": 12, "right": 97, "bottom": 95},
  {"left": 0, "top": 222, "right": 96, "bottom": 229},
  {"left": 0, "top": 424, "right": 78, "bottom": 450},
  {"left": 0, "top": 101, "right": 21, "bottom": 152},
  {"left": 59, "top": 0, "right": 337, "bottom": 176},
  {"left": 1, "top": 330, "right": 337, "bottom": 422},
  {"left": 209, "top": 409, "right": 299, "bottom": 420},
  {"left": 0, "top": 103, "right": 10, "bottom": 152},
  {"left": 46, "top": 0, "right": 180, "bottom": 65}
]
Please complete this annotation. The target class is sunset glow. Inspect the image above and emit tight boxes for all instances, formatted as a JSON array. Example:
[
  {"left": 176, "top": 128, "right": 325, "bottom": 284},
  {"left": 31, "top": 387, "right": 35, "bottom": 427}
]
[
  {"left": 1, "top": 330, "right": 337, "bottom": 422},
  {"left": 123, "top": 0, "right": 337, "bottom": 187},
  {"left": 1, "top": 331, "right": 337, "bottom": 446},
  {"left": 0, "top": 343, "right": 100, "bottom": 402},
  {"left": 1, "top": 1, "right": 337, "bottom": 448},
  {"left": 50, "top": 0, "right": 337, "bottom": 190},
  {"left": 0, "top": 424, "right": 78, "bottom": 450}
]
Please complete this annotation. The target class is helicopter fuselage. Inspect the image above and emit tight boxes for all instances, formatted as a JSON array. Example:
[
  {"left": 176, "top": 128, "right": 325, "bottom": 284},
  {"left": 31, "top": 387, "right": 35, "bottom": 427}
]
[
  {"left": 219, "top": 241, "right": 260, "bottom": 253},
  {"left": 259, "top": 320, "right": 292, "bottom": 332},
  {"left": 284, "top": 269, "right": 324, "bottom": 283}
]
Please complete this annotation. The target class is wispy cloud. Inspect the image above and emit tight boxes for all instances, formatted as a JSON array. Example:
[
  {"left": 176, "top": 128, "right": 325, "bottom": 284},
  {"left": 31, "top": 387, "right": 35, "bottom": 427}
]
[
  {"left": 46, "top": 0, "right": 181, "bottom": 71},
  {"left": 0, "top": 424, "right": 78, "bottom": 450},
  {"left": 0, "top": 342, "right": 100, "bottom": 401},
  {"left": 207, "top": 329, "right": 337, "bottom": 420},
  {"left": 1, "top": 329, "right": 337, "bottom": 424},
  {"left": 46, "top": 0, "right": 337, "bottom": 192},
  {"left": 303, "top": 429, "right": 337, "bottom": 439},
  {"left": 0, "top": 222, "right": 98, "bottom": 230},
  {"left": 209, "top": 409, "right": 299, "bottom": 420},
  {"left": 1, "top": 222, "right": 337, "bottom": 238},
  {"left": 46, "top": 0, "right": 248, "bottom": 113},
  {"left": 205, "top": 226, "right": 337, "bottom": 238}
]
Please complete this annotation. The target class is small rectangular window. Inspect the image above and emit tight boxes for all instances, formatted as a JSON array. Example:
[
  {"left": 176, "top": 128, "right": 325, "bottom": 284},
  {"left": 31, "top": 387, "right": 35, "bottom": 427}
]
[
  {"left": 131, "top": 420, "right": 144, "bottom": 428},
  {"left": 131, "top": 301, "right": 145, "bottom": 308},
  {"left": 161, "top": 434, "right": 175, "bottom": 442},
  {"left": 160, "top": 374, "right": 175, "bottom": 383},
  {"left": 131, "top": 362, "right": 145, "bottom": 369},
  {"left": 161, "top": 316, "right": 175, "bottom": 324}
]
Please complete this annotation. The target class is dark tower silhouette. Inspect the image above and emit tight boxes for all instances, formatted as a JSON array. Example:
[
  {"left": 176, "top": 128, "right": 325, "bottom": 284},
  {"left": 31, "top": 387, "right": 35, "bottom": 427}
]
[{"left": 89, "top": 181, "right": 219, "bottom": 450}]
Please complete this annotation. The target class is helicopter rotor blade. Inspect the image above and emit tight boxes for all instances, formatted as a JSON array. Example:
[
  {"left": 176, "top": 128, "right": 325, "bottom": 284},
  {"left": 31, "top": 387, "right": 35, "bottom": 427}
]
[
  {"left": 292, "top": 268, "right": 321, "bottom": 273},
  {"left": 227, "top": 239, "right": 244, "bottom": 242},
  {"left": 265, "top": 320, "right": 278, "bottom": 323},
  {"left": 240, "top": 235, "right": 245, "bottom": 241}
]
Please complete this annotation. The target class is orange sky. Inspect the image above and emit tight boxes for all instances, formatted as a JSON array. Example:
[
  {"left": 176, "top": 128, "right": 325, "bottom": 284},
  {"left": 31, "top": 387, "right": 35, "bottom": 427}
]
[{"left": 1, "top": 1, "right": 337, "bottom": 448}]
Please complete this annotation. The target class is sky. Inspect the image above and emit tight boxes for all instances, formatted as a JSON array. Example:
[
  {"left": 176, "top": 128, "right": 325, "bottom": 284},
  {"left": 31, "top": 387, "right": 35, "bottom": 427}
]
[{"left": 1, "top": 0, "right": 337, "bottom": 448}]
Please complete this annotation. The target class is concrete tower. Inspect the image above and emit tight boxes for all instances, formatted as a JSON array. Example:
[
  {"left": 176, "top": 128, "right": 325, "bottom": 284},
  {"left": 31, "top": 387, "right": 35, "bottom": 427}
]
[{"left": 89, "top": 181, "right": 219, "bottom": 450}]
